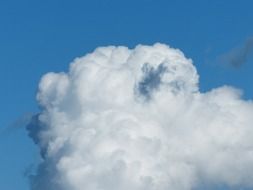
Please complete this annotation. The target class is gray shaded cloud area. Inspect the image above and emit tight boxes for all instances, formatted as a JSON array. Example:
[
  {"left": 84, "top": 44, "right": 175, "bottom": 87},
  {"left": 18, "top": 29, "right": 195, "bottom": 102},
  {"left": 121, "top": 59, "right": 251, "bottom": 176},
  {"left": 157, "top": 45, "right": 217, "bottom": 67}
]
[
  {"left": 137, "top": 63, "right": 167, "bottom": 99},
  {"left": 221, "top": 37, "right": 253, "bottom": 67},
  {"left": 27, "top": 114, "right": 47, "bottom": 158},
  {"left": 26, "top": 115, "right": 60, "bottom": 190}
]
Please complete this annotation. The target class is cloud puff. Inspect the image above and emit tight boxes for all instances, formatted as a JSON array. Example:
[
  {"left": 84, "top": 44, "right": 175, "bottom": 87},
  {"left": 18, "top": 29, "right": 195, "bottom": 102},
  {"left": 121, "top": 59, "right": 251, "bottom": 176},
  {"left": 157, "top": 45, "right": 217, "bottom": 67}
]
[{"left": 27, "top": 43, "right": 253, "bottom": 190}]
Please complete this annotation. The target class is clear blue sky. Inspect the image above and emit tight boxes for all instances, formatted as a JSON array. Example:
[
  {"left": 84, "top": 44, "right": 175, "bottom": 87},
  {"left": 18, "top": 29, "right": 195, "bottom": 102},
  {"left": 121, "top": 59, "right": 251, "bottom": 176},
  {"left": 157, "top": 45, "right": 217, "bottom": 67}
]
[{"left": 0, "top": 0, "right": 253, "bottom": 189}]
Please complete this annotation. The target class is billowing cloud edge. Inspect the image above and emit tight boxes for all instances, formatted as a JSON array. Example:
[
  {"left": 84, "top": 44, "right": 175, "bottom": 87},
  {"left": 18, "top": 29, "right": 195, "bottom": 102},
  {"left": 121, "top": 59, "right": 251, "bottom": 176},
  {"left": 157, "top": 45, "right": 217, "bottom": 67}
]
[{"left": 27, "top": 43, "right": 253, "bottom": 190}]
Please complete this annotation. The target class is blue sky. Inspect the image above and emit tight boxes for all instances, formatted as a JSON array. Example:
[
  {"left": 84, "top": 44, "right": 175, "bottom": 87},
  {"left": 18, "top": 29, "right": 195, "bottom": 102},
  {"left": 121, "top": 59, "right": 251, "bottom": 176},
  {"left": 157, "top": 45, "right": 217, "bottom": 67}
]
[{"left": 0, "top": 0, "right": 253, "bottom": 189}]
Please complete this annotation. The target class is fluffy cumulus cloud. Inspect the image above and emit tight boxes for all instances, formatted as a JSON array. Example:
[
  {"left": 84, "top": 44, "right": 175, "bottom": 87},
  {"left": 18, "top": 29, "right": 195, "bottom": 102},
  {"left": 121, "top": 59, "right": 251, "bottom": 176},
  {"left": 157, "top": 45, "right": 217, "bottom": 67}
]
[{"left": 27, "top": 43, "right": 253, "bottom": 190}]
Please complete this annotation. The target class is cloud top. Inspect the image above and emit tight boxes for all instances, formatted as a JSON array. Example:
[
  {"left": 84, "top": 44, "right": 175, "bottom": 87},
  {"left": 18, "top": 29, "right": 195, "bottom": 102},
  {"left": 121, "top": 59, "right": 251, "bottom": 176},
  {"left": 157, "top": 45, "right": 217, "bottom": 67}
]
[{"left": 28, "top": 43, "right": 253, "bottom": 190}]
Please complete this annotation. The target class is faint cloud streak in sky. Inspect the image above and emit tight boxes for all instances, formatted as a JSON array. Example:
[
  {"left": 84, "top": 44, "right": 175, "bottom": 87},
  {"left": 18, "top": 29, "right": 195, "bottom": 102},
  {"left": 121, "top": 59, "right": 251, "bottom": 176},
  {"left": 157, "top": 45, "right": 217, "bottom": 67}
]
[
  {"left": 0, "top": 113, "right": 34, "bottom": 138},
  {"left": 220, "top": 37, "right": 253, "bottom": 67}
]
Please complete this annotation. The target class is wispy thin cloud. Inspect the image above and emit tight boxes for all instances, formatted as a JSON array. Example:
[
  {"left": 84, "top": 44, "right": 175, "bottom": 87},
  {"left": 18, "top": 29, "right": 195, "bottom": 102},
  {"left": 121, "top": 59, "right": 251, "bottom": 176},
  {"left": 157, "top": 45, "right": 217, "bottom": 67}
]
[
  {"left": 220, "top": 37, "right": 253, "bottom": 67},
  {"left": 0, "top": 113, "right": 33, "bottom": 138}
]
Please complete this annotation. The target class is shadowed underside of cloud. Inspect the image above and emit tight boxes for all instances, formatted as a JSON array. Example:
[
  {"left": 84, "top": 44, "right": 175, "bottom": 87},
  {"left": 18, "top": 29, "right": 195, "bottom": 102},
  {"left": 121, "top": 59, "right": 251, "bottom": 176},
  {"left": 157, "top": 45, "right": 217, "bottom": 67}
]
[{"left": 27, "top": 43, "right": 253, "bottom": 190}]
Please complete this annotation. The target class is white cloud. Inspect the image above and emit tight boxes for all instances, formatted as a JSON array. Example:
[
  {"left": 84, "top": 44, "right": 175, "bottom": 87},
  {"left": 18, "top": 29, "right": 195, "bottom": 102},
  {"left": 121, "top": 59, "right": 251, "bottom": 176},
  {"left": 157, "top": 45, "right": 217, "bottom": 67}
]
[{"left": 28, "top": 43, "right": 253, "bottom": 190}]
